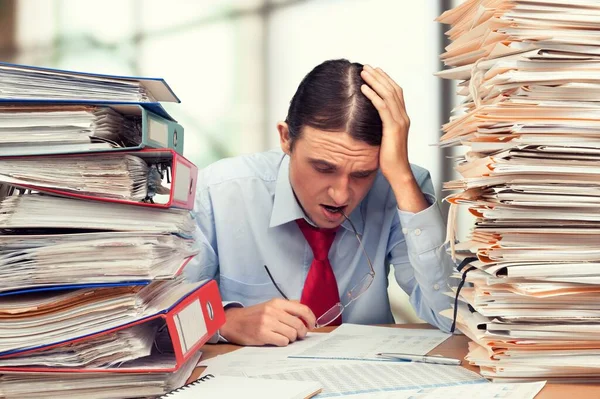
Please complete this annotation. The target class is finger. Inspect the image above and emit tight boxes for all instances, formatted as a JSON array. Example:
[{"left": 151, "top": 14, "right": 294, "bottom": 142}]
[
  {"left": 262, "top": 330, "right": 291, "bottom": 347},
  {"left": 272, "top": 320, "right": 300, "bottom": 343},
  {"left": 278, "top": 310, "right": 309, "bottom": 339},
  {"left": 365, "top": 65, "right": 403, "bottom": 112},
  {"left": 360, "top": 83, "right": 395, "bottom": 126},
  {"left": 375, "top": 67, "right": 408, "bottom": 116},
  {"left": 361, "top": 68, "right": 403, "bottom": 122},
  {"left": 365, "top": 65, "right": 396, "bottom": 96},
  {"left": 374, "top": 68, "right": 403, "bottom": 100},
  {"left": 279, "top": 300, "right": 317, "bottom": 329},
  {"left": 361, "top": 68, "right": 397, "bottom": 105}
]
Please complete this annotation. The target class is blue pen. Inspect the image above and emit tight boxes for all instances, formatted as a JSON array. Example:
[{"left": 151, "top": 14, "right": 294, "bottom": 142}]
[{"left": 376, "top": 352, "right": 461, "bottom": 366}]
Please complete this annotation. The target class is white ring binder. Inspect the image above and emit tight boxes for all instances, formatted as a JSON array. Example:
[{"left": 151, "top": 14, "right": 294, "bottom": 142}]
[{"left": 159, "top": 374, "right": 215, "bottom": 398}]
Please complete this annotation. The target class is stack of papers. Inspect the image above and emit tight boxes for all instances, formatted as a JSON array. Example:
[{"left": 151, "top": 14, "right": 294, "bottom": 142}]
[
  {"left": 0, "top": 278, "right": 201, "bottom": 355},
  {"left": 0, "top": 62, "right": 212, "bottom": 398},
  {"left": 0, "top": 105, "right": 141, "bottom": 155},
  {"left": 0, "top": 194, "right": 195, "bottom": 235},
  {"left": 437, "top": 0, "right": 600, "bottom": 383},
  {"left": 0, "top": 63, "right": 159, "bottom": 103},
  {"left": 0, "top": 324, "right": 157, "bottom": 368},
  {"left": 0, "top": 351, "right": 201, "bottom": 399},
  {"left": 0, "top": 231, "right": 197, "bottom": 294},
  {"left": 0, "top": 154, "right": 158, "bottom": 201}
]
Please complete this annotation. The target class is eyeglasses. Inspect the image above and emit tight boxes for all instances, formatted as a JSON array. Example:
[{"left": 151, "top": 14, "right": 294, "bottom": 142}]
[{"left": 264, "top": 210, "right": 375, "bottom": 328}]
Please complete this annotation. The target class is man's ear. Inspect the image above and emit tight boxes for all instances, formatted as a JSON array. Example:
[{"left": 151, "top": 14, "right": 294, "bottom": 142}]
[{"left": 277, "top": 121, "right": 292, "bottom": 155}]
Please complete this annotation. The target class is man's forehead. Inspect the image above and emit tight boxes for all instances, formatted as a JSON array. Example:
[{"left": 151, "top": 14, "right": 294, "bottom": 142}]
[
  {"left": 300, "top": 126, "right": 349, "bottom": 142},
  {"left": 304, "top": 152, "right": 379, "bottom": 173},
  {"left": 299, "top": 127, "right": 379, "bottom": 152}
]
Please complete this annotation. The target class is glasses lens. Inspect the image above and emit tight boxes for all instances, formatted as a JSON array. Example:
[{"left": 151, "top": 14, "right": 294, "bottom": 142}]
[{"left": 315, "top": 303, "right": 344, "bottom": 328}]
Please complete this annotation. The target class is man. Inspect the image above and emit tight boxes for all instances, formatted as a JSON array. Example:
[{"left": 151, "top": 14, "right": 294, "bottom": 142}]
[{"left": 186, "top": 59, "right": 455, "bottom": 346}]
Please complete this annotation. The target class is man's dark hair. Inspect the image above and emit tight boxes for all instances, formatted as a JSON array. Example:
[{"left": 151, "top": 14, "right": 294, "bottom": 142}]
[{"left": 284, "top": 59, "right": 382, "bottom": 150}]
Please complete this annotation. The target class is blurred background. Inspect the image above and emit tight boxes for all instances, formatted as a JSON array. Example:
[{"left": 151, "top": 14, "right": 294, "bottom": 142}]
[{"left": 0, "top": 0, "right": 465, "bottom": 324}]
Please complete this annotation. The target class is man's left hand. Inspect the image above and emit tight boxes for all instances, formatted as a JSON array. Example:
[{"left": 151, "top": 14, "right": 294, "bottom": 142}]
[
  {"left": 359, "top": 64, "right": 411, "bottom": 180},
  {"left": 360, "top": 65, "right": 429, "bottom": 213}
]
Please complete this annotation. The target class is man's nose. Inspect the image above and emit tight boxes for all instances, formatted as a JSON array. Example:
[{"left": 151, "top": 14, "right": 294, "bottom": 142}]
[{"left": 328, "top": 176, "right": 350, "bottom": 205}]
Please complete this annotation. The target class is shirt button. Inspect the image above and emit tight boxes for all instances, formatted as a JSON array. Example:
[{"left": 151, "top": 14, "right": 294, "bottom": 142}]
[
  {"left": 414, "top": 228, "right": 422, "bottom": 236},
  {"left": 433, "top": 283, "right": 440, "bottom": 290},
  {"left": 402, "top": 227, "right": 408, "bottom": 234}
]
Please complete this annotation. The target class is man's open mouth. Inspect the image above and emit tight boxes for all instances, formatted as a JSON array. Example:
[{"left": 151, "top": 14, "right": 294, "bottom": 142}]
[{"left": 321, "top": 205, "right": 345, "bottom": 214}]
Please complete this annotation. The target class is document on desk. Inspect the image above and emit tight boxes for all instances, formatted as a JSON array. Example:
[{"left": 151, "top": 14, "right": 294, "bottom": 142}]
[
  {"left": 244, "top": 361, "right": 487, "bottom": 397},
  {"left": 344, "top": 380, "right": 546, "bottom": 399},
  {"left": 289, "top": 324, "right": 451, "bottom": 361},
  {"left": 200, "top": 333, "right": 334, "bottom": 377}
]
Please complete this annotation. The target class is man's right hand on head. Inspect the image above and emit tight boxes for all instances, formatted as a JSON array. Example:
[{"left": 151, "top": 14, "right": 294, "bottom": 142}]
[{"left": 219, "top": 299, "right": 316, "bottom": 347}]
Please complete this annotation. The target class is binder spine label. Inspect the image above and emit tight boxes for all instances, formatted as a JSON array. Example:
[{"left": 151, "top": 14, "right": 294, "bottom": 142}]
[
  {"left": 174, "top": 299, "right": 207, "bottom": 355},
  {"left": 173, "top": 161, "right": 192, "bottom": 202},
  {"left": 148, "top": 117, "right": 169, "bottom": 147}
]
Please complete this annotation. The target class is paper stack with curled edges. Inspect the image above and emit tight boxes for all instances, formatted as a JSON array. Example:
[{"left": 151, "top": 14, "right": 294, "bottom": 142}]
[
  {"left": 437, "top": 0, "right": 600, "bottom": 384},
  {"left": 0, "top": 62, "right": 225, "bottom": 399}
]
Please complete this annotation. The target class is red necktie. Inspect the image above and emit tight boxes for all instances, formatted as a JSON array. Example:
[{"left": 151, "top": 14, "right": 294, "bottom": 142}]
[{"left": 296, "top": 218, "right": 342, "bottom": 326}]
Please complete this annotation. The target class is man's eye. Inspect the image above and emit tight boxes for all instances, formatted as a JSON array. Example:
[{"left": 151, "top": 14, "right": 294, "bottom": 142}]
[{"left": 353, "top": 172, "right": 372, "bottom": 179}]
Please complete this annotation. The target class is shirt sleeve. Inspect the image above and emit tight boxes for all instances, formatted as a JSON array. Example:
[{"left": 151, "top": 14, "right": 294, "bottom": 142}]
[
  {"left": 184, "top": 176, "right": 243, "bottom": 343},
  {"left": 386, "top": 169, "right": 456, "bottom": 333},
  {"left": 205, "top": 301, "right": 243, "bottom": 344},
  {"left": 183, "top": 183, "right": 219, "bottom": 283}
]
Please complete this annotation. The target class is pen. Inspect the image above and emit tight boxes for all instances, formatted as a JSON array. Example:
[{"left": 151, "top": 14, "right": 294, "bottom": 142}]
[{"left": 376, "top": 352, "right": 461, "bottom": 366}]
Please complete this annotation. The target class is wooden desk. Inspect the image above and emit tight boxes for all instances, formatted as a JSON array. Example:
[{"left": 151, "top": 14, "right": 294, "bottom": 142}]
[{"left": 192, "top": 323, "right": 600, "bottom": 398}]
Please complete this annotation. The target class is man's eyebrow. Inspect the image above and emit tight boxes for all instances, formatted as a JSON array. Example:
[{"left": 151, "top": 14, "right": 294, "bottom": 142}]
[
  {"left": 351, "top": 168, "right": 378, "bottom": 176},
  {"left": 308, "top": 158, "right": 337, "bottom": 169}
]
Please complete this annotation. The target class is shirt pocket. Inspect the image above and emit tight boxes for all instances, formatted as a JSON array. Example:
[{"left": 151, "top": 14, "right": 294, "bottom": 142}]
[{"left": 219, "top": 274, "right": 282, "bottom": 307}]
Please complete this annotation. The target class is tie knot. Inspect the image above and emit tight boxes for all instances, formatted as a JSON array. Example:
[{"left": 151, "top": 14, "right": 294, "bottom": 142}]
[{"left": 296, "top": 219, "right": 337, "bottom": 261}]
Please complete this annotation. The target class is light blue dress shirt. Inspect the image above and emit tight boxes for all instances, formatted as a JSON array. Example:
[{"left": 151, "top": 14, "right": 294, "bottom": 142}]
[{"left": 185, "top": 149, "right": 455, "bottom": 333}]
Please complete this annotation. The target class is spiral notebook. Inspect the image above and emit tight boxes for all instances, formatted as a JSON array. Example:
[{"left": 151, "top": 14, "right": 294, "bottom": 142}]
[{"left": 159, "top": 374, "right": 322, "bottom": 399}]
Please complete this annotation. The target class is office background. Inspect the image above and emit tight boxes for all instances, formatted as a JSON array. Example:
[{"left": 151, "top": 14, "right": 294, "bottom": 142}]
[{"left": 0, "top": 0, "right": 464, "bottom": 323}]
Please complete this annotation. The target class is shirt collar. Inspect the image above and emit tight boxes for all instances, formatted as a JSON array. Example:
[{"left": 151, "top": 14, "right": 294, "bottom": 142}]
[
  {"left": 269, "top": 155, "right": 306, "bottom": 228},
  {"left": 269, "top": 154, "right": 365, "bottom": 235}
]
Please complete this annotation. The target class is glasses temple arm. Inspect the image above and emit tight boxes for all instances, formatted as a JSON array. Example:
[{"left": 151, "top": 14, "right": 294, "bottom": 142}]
[{"left": 340, "top": 211, "right": 375, "bottom": 275}]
